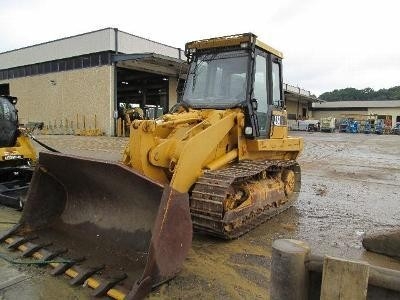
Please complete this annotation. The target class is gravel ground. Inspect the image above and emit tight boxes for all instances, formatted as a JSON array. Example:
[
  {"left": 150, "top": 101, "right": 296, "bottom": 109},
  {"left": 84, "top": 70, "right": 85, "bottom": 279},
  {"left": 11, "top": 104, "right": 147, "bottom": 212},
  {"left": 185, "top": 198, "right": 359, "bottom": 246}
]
[{"left": 0, "top": 131, "right": 399, "bottom": 299}]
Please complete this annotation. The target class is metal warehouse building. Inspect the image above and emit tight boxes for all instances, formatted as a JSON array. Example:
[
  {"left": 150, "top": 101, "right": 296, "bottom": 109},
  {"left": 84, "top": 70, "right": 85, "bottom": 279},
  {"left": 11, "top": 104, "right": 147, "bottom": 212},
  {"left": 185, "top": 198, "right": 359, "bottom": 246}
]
[
  {"left": 0, "top": 28, "right": 317, "bottom": 135},
  {"left": 312, "top": 100, "right": 400, "bottom": 126}
]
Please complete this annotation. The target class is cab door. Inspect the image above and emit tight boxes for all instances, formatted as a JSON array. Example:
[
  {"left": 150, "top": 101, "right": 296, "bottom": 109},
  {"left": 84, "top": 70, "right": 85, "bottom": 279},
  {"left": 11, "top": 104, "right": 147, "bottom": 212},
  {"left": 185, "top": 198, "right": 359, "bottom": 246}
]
[
  {"left": 253, "top": 51, "right": 269, "bottom": 137},
  {"left": 269, "top": 55, "right": 287, "bottom": 139}
]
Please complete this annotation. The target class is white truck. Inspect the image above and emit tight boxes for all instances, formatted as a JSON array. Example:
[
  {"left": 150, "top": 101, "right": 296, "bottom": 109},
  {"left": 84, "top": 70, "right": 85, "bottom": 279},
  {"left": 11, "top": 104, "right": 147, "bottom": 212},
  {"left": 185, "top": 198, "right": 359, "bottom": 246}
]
[
  {"left": 320, "top": 117, "right": 336, "bottom": 132},
  {"left": 289, "top": 119, "right": 320, "bottom": 131}
]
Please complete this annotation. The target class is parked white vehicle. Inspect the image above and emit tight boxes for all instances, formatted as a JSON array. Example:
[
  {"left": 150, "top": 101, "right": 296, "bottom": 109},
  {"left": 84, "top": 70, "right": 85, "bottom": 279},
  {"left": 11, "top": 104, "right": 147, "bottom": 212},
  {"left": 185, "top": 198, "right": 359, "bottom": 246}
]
[
  {"left": 320, "top": 117, "right": 336, "bottom": 132},
  {"left": 289, "top": 119, "right": 320, "bottom": 131}
]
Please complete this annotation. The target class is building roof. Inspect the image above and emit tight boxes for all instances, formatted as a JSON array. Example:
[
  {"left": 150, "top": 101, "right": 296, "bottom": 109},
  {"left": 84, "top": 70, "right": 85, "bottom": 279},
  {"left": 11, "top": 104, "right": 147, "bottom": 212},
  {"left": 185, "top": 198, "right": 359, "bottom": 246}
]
[
  {"left": 0, "top": 29, "right": 320, "bottom": 100},
  {"left": 313, "top": 100, "right": 400, "bottom": 109},
  {"left": 0, "top": 28, "right": 183, "bottom": 70},
  {"left": 283, "top": 83, "right": 319, "bottom": 104},
  {"left": 114, "top": 53, "right": 189, "bottom": 77}
]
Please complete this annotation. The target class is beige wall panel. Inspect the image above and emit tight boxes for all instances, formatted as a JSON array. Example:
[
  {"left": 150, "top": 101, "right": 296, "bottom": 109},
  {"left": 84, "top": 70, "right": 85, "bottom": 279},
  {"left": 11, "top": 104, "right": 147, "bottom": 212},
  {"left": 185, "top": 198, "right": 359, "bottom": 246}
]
[
  {"left": 313, "top": 109, "right": 400, "bottom": 124},
  {"left": 286, "top": 99, "right": 310, "bottom": 119},
  {"left": 368, "top": 108, "right": 400, "bottom": 126},
  {"left": 312, "top": 110, "right": 367, "bottom": 120},
  {"left": 168, "top": 77, "right": 178, "bottom": 109},
  {"left": 1, "top": 66, "right": 114, "bottom": 135},
  {"left": 286, "top": 100, "right": 299, "bottom": 118}
]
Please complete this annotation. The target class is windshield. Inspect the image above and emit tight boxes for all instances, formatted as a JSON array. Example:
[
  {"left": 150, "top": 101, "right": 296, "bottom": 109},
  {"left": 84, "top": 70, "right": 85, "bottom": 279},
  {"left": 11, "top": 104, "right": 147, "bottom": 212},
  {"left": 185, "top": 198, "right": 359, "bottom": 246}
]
[{"left": 183, "top": 50, "right": 249, "bottom": 108}]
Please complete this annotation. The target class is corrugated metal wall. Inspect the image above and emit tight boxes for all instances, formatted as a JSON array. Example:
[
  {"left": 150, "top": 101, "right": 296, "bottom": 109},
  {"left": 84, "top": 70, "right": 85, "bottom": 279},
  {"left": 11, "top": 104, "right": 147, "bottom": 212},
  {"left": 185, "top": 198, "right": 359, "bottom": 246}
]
[
  {"left": 0, "top": 28, "right": 184, "bottom": 70},
  {"left": 117, "top": 31, "right": 182, "bottom": 59},
  {"left": 0, "top": 29, "right": 115, "bottom": 69}
]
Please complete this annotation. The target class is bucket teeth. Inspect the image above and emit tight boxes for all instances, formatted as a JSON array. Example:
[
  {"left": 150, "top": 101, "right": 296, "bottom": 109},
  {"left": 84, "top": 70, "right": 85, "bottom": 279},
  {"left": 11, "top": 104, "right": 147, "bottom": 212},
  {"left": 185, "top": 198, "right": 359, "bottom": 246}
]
[
  {"left": 92, "top": 273, "right": 128, "bottom": 297},
  {"left": 41, "top": 248, "right": 68, "bottom": 261},
  {"left": 70, "top": 264, "right": 105, "bottom": 286},
  {"left": 0, "top": 224, "right": 21, "bottom": 242},
  {"left": 7, "top": 235, "right": 38, "bottom": 249},
  {"left": 1, "top": 153, "right": 193, "bottom": 299},
  {"left": 51, "top": 256, "right": 86, "bottom": 276},
  {"left": 21, "top": 242, "right": 52, "bottom": 257}
]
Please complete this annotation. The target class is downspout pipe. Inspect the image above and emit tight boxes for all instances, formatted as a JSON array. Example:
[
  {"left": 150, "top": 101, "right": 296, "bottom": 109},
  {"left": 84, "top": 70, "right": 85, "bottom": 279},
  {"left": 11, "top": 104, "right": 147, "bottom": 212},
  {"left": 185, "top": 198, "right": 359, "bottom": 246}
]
[{"left": 113, "top": 28, "right": 118, "bottom": 136}]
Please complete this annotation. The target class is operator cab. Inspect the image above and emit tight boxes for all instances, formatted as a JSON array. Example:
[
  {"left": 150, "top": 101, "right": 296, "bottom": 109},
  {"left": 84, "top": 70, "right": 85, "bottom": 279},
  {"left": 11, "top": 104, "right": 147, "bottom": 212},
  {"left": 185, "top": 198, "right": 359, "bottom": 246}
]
[
  {"left": 0, "top": 96, "right": 18, "bottom": 147},
  {"left": 183, "top": 33, "right": 284, "bottom": 138}
]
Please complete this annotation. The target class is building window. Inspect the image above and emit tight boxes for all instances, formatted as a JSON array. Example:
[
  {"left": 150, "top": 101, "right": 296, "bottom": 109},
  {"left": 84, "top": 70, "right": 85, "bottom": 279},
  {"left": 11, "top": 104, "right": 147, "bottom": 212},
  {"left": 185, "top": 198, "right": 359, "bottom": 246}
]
[
  {"left": 59, "top": 60, "right": 66, "bottom": 71},
  {"left": 26, "top": 65, "right": 32, "bottom": 76},
  {"left": 90, "top": 54, "right": 100, "bottom": 66},
  {"left": 19, "top": 67, "right": 26, "bottom": 77},
  {"left": 0, "top": 51, "right": 113, "bottom": 80},
  {"left": 32, "top": 64, "right": 39, "bottom": 75},
  {"left": 44, "top": 62, "right": 51, "bottom": 73},
  {"left": 100, "top": 52, "right": 110, "bottom": 65},
  {"left": 51, "top": 61, "right": 58, "bottom": 72},
  {"left": 66, "top": 58, "right": 74, "bottom": 70},
  {"left": 74, "top": 57, "right": 83, "bottom": 69},
  {"left": 83, "top": 56, "right": 90, "bottom": 68},
  {"left": 38, "top": 64, "right": 44, "bottom": 74}
]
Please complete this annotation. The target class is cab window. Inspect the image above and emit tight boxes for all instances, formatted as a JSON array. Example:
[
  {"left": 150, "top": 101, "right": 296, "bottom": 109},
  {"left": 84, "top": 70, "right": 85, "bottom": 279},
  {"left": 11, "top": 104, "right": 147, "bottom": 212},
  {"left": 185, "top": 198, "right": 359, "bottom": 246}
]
[
  {"left": 272, "top": 62, "right": 282, "bottom": 106},
  {"left": 254, "top": 54, "right": 268, "bottom": 134}
]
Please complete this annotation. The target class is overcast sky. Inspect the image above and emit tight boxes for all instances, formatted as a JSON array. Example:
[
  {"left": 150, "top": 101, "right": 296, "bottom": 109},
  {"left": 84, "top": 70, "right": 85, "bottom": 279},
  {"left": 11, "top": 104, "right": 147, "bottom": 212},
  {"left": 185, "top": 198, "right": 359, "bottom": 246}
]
[{"left": 0, "top": 0, "right": 399, "bottom": 96}]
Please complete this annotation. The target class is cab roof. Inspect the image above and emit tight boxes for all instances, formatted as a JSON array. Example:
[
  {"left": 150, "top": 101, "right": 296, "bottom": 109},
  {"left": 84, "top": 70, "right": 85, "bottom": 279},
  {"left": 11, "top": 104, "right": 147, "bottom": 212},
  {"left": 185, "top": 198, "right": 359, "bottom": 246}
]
[{"left": 185, "top": 33, "right": 283, "bottom": 59}]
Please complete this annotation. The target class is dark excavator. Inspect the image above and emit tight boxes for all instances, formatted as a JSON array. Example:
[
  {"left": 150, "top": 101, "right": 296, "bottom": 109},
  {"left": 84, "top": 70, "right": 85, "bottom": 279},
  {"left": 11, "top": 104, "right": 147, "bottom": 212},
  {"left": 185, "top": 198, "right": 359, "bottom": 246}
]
[{"left": 0, "top": 95, "right": 36, "bottom": 209}]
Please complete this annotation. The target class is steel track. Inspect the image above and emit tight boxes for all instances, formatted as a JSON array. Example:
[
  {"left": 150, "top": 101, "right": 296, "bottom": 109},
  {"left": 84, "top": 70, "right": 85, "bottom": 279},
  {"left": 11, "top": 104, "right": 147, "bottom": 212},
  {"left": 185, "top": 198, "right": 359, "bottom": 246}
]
[{"left": 190, "top": 160, "right": 301, "bottom": 239}]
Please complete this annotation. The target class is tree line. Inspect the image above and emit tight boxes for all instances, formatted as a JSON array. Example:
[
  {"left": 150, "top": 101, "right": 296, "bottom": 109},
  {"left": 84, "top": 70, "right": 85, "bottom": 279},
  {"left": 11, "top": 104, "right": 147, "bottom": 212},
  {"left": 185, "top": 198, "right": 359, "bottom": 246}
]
[{"left": 319, "top": 86, "right": 400, "bottom": 101}]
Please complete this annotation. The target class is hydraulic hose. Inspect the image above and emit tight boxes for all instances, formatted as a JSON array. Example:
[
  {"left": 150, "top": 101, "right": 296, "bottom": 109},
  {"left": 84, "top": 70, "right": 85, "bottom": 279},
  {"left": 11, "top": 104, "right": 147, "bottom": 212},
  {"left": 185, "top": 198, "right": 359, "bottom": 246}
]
[{"left": 27, "top": 133, "right": 60, "bottom": 153}]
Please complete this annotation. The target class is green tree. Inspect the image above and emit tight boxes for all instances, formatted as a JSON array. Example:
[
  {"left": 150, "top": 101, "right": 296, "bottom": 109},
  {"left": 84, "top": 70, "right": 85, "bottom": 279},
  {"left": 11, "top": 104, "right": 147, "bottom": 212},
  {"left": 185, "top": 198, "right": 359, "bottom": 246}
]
[{"left": 319, "top": 86, "right": 400, "bottom": 101}]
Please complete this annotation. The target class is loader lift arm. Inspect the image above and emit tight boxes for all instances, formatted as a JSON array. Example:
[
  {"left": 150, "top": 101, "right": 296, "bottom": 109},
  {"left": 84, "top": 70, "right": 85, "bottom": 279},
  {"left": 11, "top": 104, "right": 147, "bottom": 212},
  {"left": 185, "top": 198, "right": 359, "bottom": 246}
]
[{"left": 125, "top": 109, "right": 239, "bottom": 193}]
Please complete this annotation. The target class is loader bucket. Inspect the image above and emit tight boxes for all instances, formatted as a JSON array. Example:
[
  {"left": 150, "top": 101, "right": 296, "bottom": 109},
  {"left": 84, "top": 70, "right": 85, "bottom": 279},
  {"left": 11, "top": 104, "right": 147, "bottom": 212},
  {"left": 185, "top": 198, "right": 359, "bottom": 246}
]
[{"left": 10, "top": 152, "right": 192, "bottom": 299}]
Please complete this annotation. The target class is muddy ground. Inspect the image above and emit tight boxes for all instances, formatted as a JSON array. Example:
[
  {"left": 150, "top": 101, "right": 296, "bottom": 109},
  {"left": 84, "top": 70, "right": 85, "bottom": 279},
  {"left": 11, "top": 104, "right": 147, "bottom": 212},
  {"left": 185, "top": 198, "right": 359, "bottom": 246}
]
[{"left": 0, "top": 131, "right": 399, "bottom": 299}]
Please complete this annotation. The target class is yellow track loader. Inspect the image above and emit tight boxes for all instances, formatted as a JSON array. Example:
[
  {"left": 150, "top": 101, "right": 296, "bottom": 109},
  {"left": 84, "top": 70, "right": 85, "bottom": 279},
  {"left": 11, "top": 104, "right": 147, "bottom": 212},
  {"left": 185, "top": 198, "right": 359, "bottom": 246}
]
[
  {"left": 0, "top": 96, "right": 36, "bottom": 209},
  {"left": 0, "top": 33, "right": 303, "bottom": 299}
]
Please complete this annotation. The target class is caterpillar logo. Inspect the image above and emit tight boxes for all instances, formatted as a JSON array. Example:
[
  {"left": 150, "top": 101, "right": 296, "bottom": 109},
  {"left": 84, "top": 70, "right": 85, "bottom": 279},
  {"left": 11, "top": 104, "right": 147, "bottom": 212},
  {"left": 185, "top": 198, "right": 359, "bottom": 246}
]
[
  {"left": 272, "top": 115, "right": 287, "bottom": 126},
  {"left": 3, "top": 155, "right": 23, "bottom": 160}
]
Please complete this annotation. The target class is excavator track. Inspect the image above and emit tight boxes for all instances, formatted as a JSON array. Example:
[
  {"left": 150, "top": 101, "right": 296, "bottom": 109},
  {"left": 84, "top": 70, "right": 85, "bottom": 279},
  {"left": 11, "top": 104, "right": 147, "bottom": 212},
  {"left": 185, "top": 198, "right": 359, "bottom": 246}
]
[{"left": 190, "top": 160, "right": 301, "bottom": 239}]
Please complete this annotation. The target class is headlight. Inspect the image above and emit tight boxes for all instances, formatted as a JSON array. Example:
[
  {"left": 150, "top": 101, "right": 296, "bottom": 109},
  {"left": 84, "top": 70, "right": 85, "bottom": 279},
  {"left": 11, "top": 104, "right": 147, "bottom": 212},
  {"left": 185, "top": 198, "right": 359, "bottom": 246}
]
[{"left": 244, "top": 126, "right": 253, "bottom": 135}]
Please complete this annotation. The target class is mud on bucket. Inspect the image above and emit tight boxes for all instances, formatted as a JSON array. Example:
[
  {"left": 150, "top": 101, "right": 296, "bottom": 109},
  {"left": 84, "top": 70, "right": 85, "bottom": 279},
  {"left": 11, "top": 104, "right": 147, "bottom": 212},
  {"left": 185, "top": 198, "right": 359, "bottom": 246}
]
[{"left": 12, "top": 152, "right": 193, "bottom": 299}]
